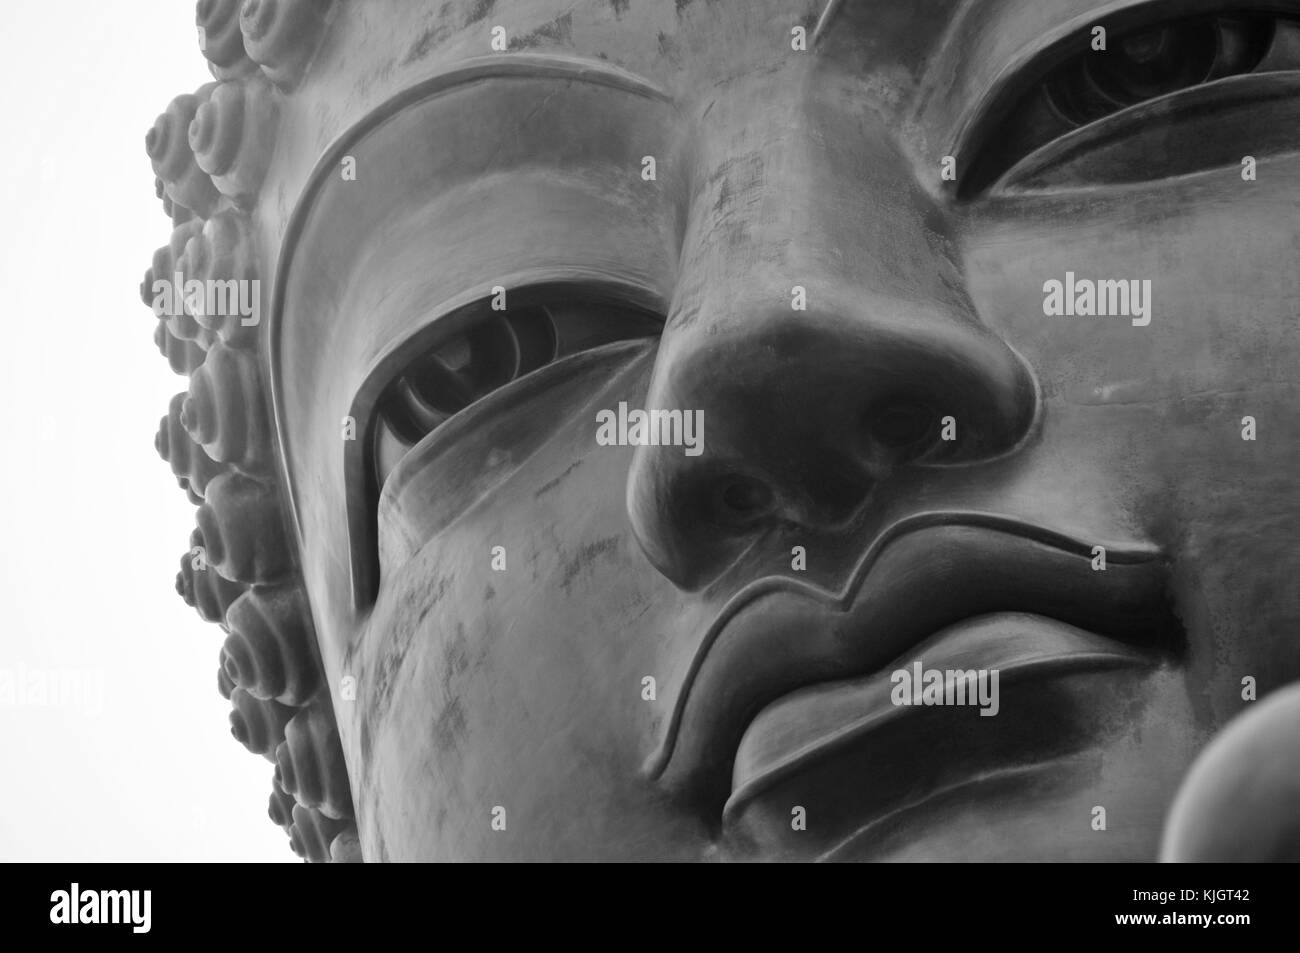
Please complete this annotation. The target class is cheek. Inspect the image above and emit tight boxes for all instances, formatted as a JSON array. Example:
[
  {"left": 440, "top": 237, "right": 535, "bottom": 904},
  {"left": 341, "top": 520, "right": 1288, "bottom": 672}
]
[
  {"left": 966, "top": 175, "right": 1300, "bottom": 399},
  {"left": 963, "top": 174, "right": 1300, "bottom": 719},
  {"left": 340, "top": 377, "right": 692, "bottom": 859}
]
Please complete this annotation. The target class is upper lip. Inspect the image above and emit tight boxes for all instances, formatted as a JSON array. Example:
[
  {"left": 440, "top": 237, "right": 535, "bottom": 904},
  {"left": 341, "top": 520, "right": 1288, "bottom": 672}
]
[{"left": 645, "top": 510, "right": 1182, "bottom": 813}]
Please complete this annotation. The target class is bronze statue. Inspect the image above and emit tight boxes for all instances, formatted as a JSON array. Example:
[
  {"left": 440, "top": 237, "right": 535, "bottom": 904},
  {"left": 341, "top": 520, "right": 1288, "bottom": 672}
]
[{"left": 143, "top": 0, "right": 1300, "bottom": 861}]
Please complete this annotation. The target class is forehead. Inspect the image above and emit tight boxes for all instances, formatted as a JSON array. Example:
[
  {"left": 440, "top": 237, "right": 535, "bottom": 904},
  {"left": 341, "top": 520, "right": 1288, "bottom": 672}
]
[
  {"left": 259, "top": 0, "right": 1203, "bottom": 228},
  {"left": 262, "top": 0, "right": 1185, "bottom": 300}
]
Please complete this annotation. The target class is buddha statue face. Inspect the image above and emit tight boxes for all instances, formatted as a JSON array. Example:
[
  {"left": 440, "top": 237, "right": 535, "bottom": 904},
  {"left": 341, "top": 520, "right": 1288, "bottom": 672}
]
[{"left": 150, "top": 0, "right": 1300, "bottom": 861}]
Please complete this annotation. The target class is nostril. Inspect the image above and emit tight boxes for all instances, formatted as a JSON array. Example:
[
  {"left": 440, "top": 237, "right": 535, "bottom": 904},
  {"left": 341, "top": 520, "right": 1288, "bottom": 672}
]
[
  {"left": 713, "top": 474, "right": 774, "bottom": 524},
  {"left": 867, "top": 399, "right": 935, "bottom": 453}
]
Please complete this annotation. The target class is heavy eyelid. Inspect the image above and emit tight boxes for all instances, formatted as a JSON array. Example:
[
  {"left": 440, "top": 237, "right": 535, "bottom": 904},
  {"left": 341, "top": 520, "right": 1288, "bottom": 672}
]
[
  {"left": 995, "top": 70, "right": 1300, "bottom": 192},
  {"left": 371, "top": 293, "right": 667, "bottom": 441},
  {"left": 342, "top": 276, "right": 667, "bottom": 608},
  {"left": 945, "top": 0, "right": 1291, "bottom": 196},
  {"left": 350, "top": 277, "right": 669, "bottom": 431}
]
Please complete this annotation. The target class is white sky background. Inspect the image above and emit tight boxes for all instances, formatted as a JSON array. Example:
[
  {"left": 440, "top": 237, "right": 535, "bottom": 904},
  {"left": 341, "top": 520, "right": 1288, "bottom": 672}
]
[{"left": 0, "top": 1, "right": 293, "bottom": 861}]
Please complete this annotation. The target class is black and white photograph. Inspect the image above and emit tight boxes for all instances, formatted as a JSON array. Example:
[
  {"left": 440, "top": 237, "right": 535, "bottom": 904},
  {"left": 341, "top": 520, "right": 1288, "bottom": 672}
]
[{"left": 0, "top": 0, "right": 1295, "bottom": 922}]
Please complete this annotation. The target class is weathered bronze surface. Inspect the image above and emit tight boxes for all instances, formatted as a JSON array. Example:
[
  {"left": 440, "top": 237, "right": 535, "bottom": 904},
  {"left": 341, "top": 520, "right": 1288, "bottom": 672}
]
[{"left": 144, "top": 0, "right": 1300, "bottom": 861}]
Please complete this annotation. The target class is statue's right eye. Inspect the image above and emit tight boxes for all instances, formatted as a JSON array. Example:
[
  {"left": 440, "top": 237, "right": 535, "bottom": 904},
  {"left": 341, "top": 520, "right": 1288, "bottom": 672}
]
[
  {"left": 371, "top": 294, "right": 662, "bottom": 490},
  {"left": 375, "top": 306, "right": 556, "bottom": 450}
]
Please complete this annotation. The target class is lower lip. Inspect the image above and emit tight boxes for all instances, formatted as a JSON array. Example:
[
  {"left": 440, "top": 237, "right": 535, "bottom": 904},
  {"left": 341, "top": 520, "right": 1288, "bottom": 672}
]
[{"left": 722, "top": 612, "right": 1157, "bottom": 854}]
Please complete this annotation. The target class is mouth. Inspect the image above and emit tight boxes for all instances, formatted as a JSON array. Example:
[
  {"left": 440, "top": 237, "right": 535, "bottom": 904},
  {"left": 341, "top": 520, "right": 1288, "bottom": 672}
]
[{"left": 646, "top": 512, "right": 1184, "bottom": 837}]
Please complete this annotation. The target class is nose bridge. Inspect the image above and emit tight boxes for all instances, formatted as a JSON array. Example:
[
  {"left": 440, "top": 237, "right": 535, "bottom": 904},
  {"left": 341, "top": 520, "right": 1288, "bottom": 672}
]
[
  {"left": 668, "top": 68, "right": 971, "bottom": 351},
  {"left": 630, "top": 68, "right": 1036, "bottom": 590}
]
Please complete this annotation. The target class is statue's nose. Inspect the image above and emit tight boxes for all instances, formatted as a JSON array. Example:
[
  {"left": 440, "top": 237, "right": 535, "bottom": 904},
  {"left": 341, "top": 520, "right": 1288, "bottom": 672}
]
[
  {"left": 627, "top": 299, "right": 1037, "bottom": 589},
  {"left": 626, "top": 87, "right": 1037, "bottom": 590}
]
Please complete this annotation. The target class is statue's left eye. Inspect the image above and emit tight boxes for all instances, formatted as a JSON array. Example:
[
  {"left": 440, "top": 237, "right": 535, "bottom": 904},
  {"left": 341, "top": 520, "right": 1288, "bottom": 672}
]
[
  {"left": 1045, "top": 14, "right": 1275, "bottom": 124},
  {"left": 959, "top": 9, "right": 1300, "bottom": 196},
  {"left": 371, "top": 294, "right": 661, "bottom": 490}
]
